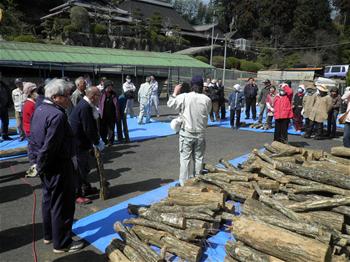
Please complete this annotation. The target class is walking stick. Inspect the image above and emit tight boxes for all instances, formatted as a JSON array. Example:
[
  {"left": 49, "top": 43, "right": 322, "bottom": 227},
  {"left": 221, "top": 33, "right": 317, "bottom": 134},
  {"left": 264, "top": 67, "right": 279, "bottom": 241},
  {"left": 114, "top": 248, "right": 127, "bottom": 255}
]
[{"left": 94, "top": 147, "right": 109, "bottom": 200}]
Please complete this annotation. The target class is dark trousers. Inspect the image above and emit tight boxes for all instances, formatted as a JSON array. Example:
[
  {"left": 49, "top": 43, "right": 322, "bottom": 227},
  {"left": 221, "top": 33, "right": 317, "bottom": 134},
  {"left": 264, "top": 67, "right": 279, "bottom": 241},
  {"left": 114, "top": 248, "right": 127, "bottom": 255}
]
[
  {"left": 274, "top": 118, "right": 289, "bottom": 143},
  {"left": 220, "top": 102, "right": 226, "bottom": 119},
  {"left": 293, "top": 112, "right": 303, "bottom": 131},
  {"left": 245, "top": 97, "right": 257, "bottom": 119},
  {"left": 266, "top": 115, "right": 273, "bottom": 129},
  {"left": 305, "top": 120, "right": 323, "bottom": 138},
  {"left": 327, "top": 109, "right": 339, "bottom": 137},
  {"left": 41, "top": 161, "right": 75, "bottom": 249},
  {"left": 344, "top": 123, "right": 350, "bottom": 147},
  {"left": 76, "top": 150, "right": 92, "bottom": 196},
  {"left": 210, "top": 101, "right": 220, "bottom": 121},
  {"left": 100, "top": 117, "right": 115, "bottom": 144},
  {"left": 230, "top": 109, "right": 241, "bottom": 128},
  {"left": 258, "top": 103, "right": 266, "bottom": 123},
  {"left": 116, "top": 114, "right": 130, "bottom": 142},
  {"left": 0, "top": 107, "right": 9, "bottom": 136},
  {"left": 304, "top": 118, "right": 310, "bottom": 132}
]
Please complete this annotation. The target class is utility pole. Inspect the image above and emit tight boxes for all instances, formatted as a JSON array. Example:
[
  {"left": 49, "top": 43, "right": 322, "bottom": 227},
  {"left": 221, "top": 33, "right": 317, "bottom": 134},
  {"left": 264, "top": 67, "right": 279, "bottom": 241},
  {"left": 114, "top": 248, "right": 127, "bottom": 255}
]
[
  {"left": 210, "top": 14, "right": 217, "bottom": 66},
  {"left": 222, "top": 17, "right": 237, "bottom": 85}
]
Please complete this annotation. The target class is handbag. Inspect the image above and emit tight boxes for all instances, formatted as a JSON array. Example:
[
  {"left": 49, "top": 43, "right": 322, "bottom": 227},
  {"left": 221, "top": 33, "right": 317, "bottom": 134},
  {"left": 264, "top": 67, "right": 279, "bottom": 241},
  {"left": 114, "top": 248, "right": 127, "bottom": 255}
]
[
  {"left": 170, "top": 96, "right": 185, "bottom": 133},
  {"left": 339, "top": 110, "right": 350, "bottom": 124}
]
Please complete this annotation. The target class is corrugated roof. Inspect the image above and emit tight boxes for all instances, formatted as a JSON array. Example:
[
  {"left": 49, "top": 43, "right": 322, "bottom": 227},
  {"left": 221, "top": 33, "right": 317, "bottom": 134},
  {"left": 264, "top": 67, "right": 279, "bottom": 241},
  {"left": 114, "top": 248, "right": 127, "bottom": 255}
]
[{"left": 0, "top": 41, "right": 212, "bottom": 68}]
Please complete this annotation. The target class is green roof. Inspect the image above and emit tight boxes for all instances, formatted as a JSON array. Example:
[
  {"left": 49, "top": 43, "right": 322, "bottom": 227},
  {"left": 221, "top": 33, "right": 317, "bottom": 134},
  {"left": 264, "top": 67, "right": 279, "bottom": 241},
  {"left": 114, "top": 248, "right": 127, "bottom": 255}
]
[{"left": 0, "top": 41, "right": 212, "bottom": 69}]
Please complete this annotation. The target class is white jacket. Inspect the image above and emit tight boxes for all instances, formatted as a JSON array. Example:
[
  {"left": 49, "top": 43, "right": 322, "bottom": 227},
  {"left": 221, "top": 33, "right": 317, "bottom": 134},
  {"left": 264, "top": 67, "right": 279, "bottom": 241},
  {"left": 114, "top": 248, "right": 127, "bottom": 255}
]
[
  {"left": 341, "top": 90, "right": 350, "bottom": 123},
  {"left": 12, "top": 88, "right": 26, "bottom": 112},
  {"left": 138, "top": 82, "right": 152, "bottom": 104},
  {"left": 167, "top": 92, "right": 212, "bottom": 134},
  {"left": 123, "top": 81, "right": 136, "bottom": 93}
]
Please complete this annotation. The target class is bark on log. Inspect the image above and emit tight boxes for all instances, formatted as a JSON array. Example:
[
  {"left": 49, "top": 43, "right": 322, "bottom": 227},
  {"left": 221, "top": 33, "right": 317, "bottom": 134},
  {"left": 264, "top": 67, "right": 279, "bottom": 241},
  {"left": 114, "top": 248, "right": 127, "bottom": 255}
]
[
  {"left": 113, "top": 222, "right": 163, "bottom": 262},
  {"left": 151, "top": 202, "right": 220, "bottom": 216},
  {"left": 106, "top": 245, "right": 131, "bottom": 262},
  {"left": 287, "top": 196, "right": 350, "bottom": 212},
  {"left": 302, "top": 161, "right": 350, "bottom": 176},
  {"left": 206, "top": 172, "right": 249, "bottom": 182},
  {"left": 323, "top": 153, "right": 350, "bottom": 166},
  {"left": 127, "top": 205, "right": 186, "bottom": 229},
  {"left": 225, "top": 240, "right": 284, "bottom": 262},
  {"left": 186, "top": 219, "right": 210, "bottom": 229},
  {"left": 109, "top": 238, "right": 146, "bottom": 262},
  {"left": 132, "top": 225, "right": 202, "bottom": 262},
  {"left": 230, "top": 216, "right": 331, "bottom": 262},
  {"left": 219, "top": 158, "right": 238, "bottom": 171},
  {"left": 290, "top": 184, "right": 350, "bottom": 196},
  {"left": 0, "top": 146, "right": 28, "bottom": 158},
  {"left": 331, "top": 206, "right": 350, "bottom": 218},
  {"left": 184, "top": 179, "right": 224, "bottom": 193},
  {"left": 167, "top": 187, "right": 225, "bottom": 206},
  {"left": 264, "top": 143, "right": 279, "bottom": 154},
  {"left": 331, "top": 147, "right": 350, "bottom": 158},
  {"left": 203, "top": 163, "right": 233, "bottom": 174},
  {"left": 123, "top": 218, "right": 207, "bottom": 241}
]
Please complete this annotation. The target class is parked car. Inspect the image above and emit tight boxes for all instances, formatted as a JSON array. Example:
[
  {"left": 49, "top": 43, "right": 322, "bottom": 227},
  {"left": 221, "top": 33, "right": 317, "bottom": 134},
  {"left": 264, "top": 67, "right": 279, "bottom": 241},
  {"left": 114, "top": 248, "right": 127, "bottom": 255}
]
[{"left": 324, "top": 65, "right": 349, "bottom": 79}]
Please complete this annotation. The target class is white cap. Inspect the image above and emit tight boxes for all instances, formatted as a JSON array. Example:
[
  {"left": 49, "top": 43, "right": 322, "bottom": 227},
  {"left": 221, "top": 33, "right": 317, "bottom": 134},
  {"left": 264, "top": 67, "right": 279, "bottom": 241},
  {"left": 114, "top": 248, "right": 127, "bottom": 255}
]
[{"left": 233, "top": 84, "right": 241, "bottom": 90}]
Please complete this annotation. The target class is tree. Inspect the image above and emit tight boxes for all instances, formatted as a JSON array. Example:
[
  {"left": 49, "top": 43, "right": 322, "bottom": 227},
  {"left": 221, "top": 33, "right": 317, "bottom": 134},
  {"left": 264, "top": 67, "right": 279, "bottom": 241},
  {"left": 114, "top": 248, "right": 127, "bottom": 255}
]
[
  {"left": 333, "top": 0, "right": 350, "bottom": 26},
  {"left": 70, "top": 6, "right": 90, "bottom": 33}
]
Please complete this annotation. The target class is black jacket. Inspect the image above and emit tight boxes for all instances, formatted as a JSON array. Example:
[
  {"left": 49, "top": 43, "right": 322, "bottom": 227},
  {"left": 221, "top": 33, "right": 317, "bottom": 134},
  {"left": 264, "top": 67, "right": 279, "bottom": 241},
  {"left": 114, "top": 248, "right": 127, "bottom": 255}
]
[
  {"left": 244, "top": 83, "right": 258, "bottom": 99},
  {"left": 0, "top": 82, "right": 11, "bottom": 109},
  {"left": 69, "top": 99, "right": 100, "bottom": 152}
]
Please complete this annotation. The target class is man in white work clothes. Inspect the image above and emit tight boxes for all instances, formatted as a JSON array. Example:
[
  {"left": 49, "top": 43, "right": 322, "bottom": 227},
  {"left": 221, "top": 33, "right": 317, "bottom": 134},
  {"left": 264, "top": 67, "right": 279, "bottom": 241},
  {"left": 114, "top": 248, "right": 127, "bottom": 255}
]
[
  {"left": 122, "top": 75, "right": 136, "bottom": 118},
  {"left": 138, "top": 77, "right": 152, "bottom": 124},
  {"left": 167, "top": 76, "right": 212, "bottom": 186},
  {"left": 149, "top": 75, "right": 160, "bottom": 117}
]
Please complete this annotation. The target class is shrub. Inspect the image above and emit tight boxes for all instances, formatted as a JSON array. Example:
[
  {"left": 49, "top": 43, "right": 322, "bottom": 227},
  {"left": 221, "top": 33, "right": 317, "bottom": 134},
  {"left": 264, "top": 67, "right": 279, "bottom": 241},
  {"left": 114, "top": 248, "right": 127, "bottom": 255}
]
[
  {"left": 13, "top": 34, "right": 39, "bottom": 43},
  {"left": 70, "top": 6, "right": 90, "bottom": 33},
  {"left": 195, "top": 56, "right": 209, "bottom": 64},
  {"left": 63, "top": 24, "right": 78, "bottom": 33},
  {"left": 212, "top": 56, "right": 224, "bottom": 68},
  {"left": 240, "top": 60, "right": 263, "bottom": 72},
  {"left": 93, "top": 23, "right": 108, "bottom": 35},
  {"left": 226, "top": 57, "right": 241, "bottom": 69}
]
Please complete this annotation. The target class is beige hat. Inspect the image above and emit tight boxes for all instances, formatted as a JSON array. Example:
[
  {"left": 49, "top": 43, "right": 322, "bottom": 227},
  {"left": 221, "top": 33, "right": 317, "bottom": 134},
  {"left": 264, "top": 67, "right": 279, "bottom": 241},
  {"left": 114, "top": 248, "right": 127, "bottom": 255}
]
[
  {"left": 316, "top": 84, "right": 328, "bottom": 92},
  {"left": 23, "top": 82, "right": 37, "bottom": 95}
]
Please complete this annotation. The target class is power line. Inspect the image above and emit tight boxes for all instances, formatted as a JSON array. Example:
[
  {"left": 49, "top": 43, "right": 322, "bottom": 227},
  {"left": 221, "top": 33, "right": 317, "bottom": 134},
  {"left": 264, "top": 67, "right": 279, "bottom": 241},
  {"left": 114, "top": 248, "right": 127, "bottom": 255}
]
[{"left": 248, "top": 41, "right": 350, "bottom": 50}]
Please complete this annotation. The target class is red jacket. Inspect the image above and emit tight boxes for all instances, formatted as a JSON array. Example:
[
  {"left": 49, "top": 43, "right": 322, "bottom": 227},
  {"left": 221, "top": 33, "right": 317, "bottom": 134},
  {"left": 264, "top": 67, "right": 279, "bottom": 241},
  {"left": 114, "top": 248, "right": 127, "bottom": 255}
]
[
  {"left": 273, "top": 86, "right": 293, "bottom": 120},
  {"left": 23, "top": 99, "right": 36, "bottom": 136}
]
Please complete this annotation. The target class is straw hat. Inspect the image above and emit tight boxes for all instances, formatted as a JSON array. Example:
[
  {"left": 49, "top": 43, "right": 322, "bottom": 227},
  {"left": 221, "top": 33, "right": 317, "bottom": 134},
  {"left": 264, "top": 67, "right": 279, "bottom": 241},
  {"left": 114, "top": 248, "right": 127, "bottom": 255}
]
[
  {"left": 23, "top": 82, "right": 37, "bottom": 95},
  {"left": 316, "top": 84, "right": 328, "bottom": 92}
]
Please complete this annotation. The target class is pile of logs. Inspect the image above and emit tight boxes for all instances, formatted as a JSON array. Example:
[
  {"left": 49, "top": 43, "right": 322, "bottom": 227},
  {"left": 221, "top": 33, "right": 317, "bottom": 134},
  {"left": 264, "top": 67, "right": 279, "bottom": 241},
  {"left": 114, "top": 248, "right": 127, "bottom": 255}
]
[
  {"left": 106, "top": 142, "right": 350, "bottom": 262},
  {"left": 225, "top": 142, "right": 350, "bottom": 262}
]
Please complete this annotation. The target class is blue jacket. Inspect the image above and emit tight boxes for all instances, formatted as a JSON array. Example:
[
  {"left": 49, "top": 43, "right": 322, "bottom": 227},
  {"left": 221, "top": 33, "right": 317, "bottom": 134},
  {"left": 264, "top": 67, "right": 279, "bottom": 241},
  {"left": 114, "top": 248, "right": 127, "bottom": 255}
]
[
  {"left": 69, "top": 99, "right": 99, "bottom": 152},
  {"left": 29, "top": 100, "right": 75, "bottom": 175},
  {"left": 118, "top": 94, "right": 127, "bottom": 117},
  {"left": 228, "top": 91, "right": 245, "bottom": 109}
]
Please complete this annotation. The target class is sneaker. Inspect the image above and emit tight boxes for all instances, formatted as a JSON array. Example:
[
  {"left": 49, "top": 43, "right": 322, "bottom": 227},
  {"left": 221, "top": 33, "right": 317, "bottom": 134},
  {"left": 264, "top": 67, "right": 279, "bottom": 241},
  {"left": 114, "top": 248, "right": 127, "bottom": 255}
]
[
  {"left": 75, "top": 197, "right": 92, "bottom": 205},
  {"left": 53, "top": 240, "right": 84, "bottom": 253},
  {"left": 43, "top": 239, "right": 52, "bottom": 245},
  {"left": 2, "top": 135, "right": 13, "bottom": 140}
]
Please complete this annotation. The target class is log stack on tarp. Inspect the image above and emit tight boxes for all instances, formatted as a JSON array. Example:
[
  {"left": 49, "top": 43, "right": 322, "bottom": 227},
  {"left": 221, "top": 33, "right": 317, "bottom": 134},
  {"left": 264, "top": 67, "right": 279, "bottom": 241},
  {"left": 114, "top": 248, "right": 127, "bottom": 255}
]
[{"left": 224, "top": 141, "right": 350, "bottom": 262}]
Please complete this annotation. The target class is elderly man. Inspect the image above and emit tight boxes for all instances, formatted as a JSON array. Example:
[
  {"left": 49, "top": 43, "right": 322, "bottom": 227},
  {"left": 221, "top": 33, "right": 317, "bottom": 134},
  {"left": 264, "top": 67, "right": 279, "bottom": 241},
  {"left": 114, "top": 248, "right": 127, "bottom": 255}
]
[
  {"left": 138, "top": 76, "right": 152, "bottom": 124},
  {"left": 28, "top": 79, "right": 83, "bottom": 253},
  {"left": 244, "top": 78, "right": 258, "bottom": 120},
  {"left": 167, "top": 76, "right": 212, "bottom": 186},
  {"left": 149, "top": 75, "right": 160, "bottom": 117},
  {"left": 71, "top": 76, "right": 86, "bottom": 107},
  {"left": 12, "top": 78, "right": 26, "bottom": 140},
  {"left": 69, "top": 86, "right": 104, "bottom": 204},
  {"left": 123, "top": 75, "right": 136, "bottom": 118},
  {"left": 257, "top": 79, "right": 271, "bottom": 124}
]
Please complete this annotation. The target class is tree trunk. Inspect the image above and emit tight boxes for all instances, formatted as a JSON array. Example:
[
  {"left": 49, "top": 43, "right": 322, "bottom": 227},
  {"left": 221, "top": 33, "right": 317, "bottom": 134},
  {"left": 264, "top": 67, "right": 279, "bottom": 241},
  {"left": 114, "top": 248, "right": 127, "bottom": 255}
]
[
  {"left": 230, "top": 216, "right": 331, "bottom": 262},
  {"left": 331, "top": 147, "right": 350, "bottom": 158},
  {"left": 132, "top": 225, "right": 202, "bottom": 262}
]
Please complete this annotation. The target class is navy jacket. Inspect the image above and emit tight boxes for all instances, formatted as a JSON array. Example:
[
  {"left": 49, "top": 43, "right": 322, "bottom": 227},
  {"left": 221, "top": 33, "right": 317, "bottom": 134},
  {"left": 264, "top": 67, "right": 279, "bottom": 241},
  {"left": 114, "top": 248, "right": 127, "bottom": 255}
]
[
  {"left": 228, "top": 91, "right": 245, "bottom": 110},
  {"left": 244, "top": 83, "right": 258, "bottom": 99},
  {"left": 69, "top": 99, "right": 99, "bottom": 152},
  {"left": 118, "top": 94, "right": 127, "bottom": 118},
  {"left": 29, "top": 101, "right": 75, "bottom": 175}
]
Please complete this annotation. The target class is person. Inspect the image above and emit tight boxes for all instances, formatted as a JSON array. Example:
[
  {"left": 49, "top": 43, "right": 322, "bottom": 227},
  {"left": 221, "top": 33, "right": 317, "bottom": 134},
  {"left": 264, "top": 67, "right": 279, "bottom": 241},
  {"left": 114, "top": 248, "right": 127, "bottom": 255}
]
[
  {"left": 123, "top": 75, "right": 136, "bottom": 118},
  {"left": 149, "top": 75, "right": 160, "bottom": 117},
  {"left": 69, "top": 86, "right": 105, "bottom": 205},
  {"left": 341, "top": 86, "right": 350, "bottom": 147},
  {"left": 116, "top": 93, "right": 130, "bottom": 143},
  {"left": 28, "top": 78, "right": 84, "bottom": 253},
  {"left": 257, "top": 79, "right": 271, "bottom": 124},
  {"left": 99, "top": 80, "right": 120, "bottom": 146},
  {"left": 0, "top": 75, "right": 12, "bottom": 140},
  {"left": 12, "top": 78, "right": 26, "bottom": 141},
  {"left": 35, "top": 81, "right": 47, "bottom": 109},
  {"left": 228, "top": 84, "right": 245, "bottom": 129},
  {"left": 97, "top": 77, "right": 107, "bottom": 91},
  {"left": 326, "top": 87, "right": 341, "bottom": 138},
  {"left": 203, "top": 81, "right": 210, "bottom": 97},
  {"left": 22, "top": 82, "right": 38, "bottom": 138},
  {"left": 302, "top": 85, "right": 317, "bottom": 135},
  {"left": 208, "top": 79, "right": 221, "bottom": 122},
  {"left": 292, "top": 85, "right": 305, "bottom": 132},
  {"left": 167, "top": 76, "right": 212, "bottom": 186},
  {"left": 84, "top": 74, "right": 92, "bottom": 87},
  {"left": 304, "top": 85, "right": 332, "bottom": 140},
  {"left": 218, "top": 79, "right": 226, "bottom": 120},
  {"left": 265, "top": 86, "right": 277, "bottom": 129},
  {"left": 71, "top": 76, "right": 86, "bottom": 107},
  {"left": 138, "top": 77, "right": 152, "bottom": 124},
  {"left": 244, "top": 78, "right": 258, "bottom": 120},
  {"left": 273, "top": 83, "right": 293, "bottom": 143}
]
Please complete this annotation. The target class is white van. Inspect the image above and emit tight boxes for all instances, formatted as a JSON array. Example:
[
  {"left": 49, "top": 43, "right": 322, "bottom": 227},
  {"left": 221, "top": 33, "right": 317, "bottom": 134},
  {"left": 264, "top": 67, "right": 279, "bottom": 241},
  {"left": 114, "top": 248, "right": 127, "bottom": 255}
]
[{"left": 324, "top": 65, "right": 349, "bottom": 79}]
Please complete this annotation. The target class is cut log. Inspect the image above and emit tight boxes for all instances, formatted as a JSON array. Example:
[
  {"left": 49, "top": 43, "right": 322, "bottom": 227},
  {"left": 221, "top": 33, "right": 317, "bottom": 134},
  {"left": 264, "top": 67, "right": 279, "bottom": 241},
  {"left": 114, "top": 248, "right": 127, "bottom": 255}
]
[
  {"left": 186, "top": 219, "right": 210, "bottom": 229},
  {"left": 106, "top": 245, "right": 131, "bottom": 262},
  {"left": 264, "top": 143, "right": 279, "bottom": 154},
  {"left": 150, "top": 203, "right": 219, "bottom": 216},
  {"left": 0, "top": 146, "right": 28, "bottom": 158},
  {"left": 219, "top": 158, "right": 238, "bottom": 171},
  {"left": 290, "top": 184, "right": 350, "bottom": 196},
  {"left": 132, "top": 225, "right": 202, "bottom": 262},
  {"left": 206, "top": 172, "right": 249, "bottom": 182},
  {"left": 225, "top": 240, "right": 284, "bottom": 262},
  {"left": 332, "top": 206, "right": 350, "bottom": 218},
  {"left": 184, "top": 179, "right": 224, "bottom": 193},
  {"left": 331, "top": 147, "right": 350, "bottom": 158},
  {"left": 203, "top": 163, "right": 232, "bottom": 174},
  {"left": 127, "top": 205, "right": 186, "bottom": 229},
  {"left": 109, "top": 238, "right": 146, "bottom": 262},
  {"left": 230, "top": 216, "right": 331, "bottom": 262},
  {"left": 287, "top": 196, "right": 350, "bottom": 212},
  {"left": 323, "top": 153, "right": 350, "bottom": 166},
  {"left": 302, "top": 161, "right": 350, "bottom": 176},
  {"left": 299, "top": 211, "right": 344, "bottom": 232},
  {"left": 113, "top": 222, "right": 162, "bottom": 262},
  {"left": 123, "top": 218, "right": 207, "bottom": 241}
]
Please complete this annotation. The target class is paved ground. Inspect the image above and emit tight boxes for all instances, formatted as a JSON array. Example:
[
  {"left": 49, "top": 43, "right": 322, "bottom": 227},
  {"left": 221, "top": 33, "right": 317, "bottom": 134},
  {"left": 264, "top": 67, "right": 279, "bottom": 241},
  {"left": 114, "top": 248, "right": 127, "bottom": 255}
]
[{"left": 0, "top": 104, "right": 343, "bottom": 262}]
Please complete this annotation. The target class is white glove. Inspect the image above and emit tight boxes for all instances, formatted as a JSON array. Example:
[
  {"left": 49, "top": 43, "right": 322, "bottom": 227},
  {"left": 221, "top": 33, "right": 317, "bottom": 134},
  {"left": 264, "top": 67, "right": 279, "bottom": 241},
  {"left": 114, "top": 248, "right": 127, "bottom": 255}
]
[
  {"left": 270, "top": 108, "right": 274, "bottom": 112},
  {"left": 26, "top": 164, "right": 38, "bottom": 177},
  {"left": 94, "top": 140, "right": 105, "bottom": 151}
]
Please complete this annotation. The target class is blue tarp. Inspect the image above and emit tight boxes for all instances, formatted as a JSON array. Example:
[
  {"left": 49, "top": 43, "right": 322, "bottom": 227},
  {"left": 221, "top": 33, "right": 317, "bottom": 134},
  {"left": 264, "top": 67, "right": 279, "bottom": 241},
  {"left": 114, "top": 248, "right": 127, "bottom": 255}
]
[{"left": 72, "top": 153, "right": 247, "bottom": 260}]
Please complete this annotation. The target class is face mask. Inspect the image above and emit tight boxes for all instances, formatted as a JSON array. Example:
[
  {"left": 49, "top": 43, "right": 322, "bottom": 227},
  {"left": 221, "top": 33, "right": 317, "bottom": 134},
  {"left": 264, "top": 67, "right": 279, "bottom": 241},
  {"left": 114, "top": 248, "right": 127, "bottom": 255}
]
[
  {"left": 297, "top": 88, "right": 304, "bottom": 93},
  {"left": 127, "top": 79, "right": 131, "bottom": 83},
  {"left": 279, "top": 90, "right": 286, "bottom": 96}
]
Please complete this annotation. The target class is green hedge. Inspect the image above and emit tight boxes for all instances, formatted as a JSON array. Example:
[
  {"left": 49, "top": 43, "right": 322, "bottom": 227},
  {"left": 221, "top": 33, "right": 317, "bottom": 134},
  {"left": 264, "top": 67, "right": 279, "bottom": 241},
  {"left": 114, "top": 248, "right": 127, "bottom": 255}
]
[
  {"left": 13, "top": 35, "right": 39, "bottom": 43},
  {"left": 212, "top": 56, "right": 224, "bottom": 68},
  {"left": 240, "top": 60, "right": 263, "bottom": 72},
  {"left": 226, "top": 57, "right": 241, "bottom": 69},
  {"left": 195, "top": 56, "right": 209, "bottom": 64},
  {"left": 93, "top": 23, "right": 107, "bottom": 35}
]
